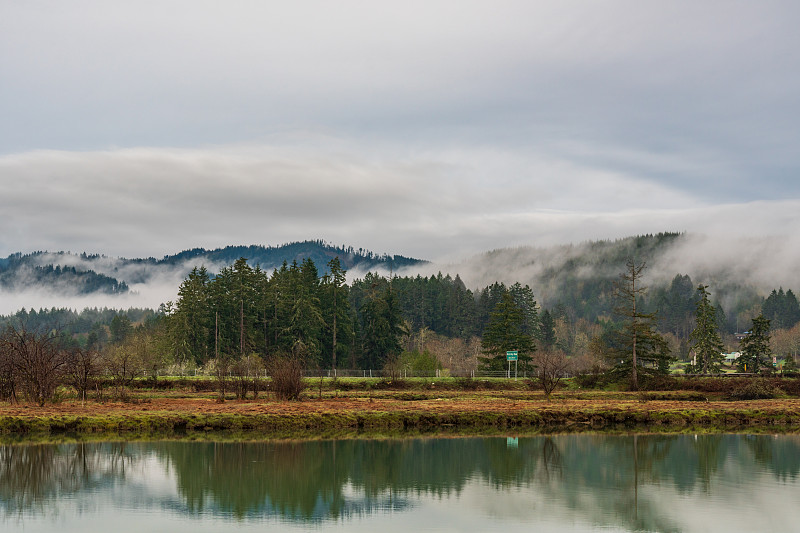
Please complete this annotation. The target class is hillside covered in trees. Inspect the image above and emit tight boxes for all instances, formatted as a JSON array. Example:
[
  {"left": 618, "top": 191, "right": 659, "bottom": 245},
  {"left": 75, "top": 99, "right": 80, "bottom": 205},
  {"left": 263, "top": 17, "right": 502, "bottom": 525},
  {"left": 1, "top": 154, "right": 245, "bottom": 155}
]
[
  {"left": 3, "top": 234, "right": 800, "bottom": 377},
  {"left": 0, "top": 241, "right": 422, "bottom": 295}
]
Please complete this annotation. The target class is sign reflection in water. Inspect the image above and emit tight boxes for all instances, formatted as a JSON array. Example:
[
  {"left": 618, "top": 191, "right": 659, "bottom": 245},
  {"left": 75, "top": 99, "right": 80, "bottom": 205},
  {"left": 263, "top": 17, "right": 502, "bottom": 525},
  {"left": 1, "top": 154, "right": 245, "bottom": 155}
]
[{"left": 1, "top": 434, "right": 800, "bottom": 532}]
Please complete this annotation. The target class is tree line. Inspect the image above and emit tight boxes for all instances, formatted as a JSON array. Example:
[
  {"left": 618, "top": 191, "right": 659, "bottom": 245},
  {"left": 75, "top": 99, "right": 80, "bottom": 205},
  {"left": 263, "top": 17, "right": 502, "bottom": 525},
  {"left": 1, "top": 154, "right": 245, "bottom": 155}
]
[
  {"left": 162, "top": 257, "right": 544, "bottom": 372},
  {"left": 1, "top": 253, "right": 794, "bottom": 404}
]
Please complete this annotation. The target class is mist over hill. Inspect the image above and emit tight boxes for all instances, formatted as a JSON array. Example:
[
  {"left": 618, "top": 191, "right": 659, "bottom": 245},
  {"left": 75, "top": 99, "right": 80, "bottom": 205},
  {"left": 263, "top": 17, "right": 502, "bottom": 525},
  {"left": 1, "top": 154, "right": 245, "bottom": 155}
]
[
  {"left": 401, "top": 232, "right": 800, "bottom": 323},
  {"left": 0, "top": 241, "right": 422, "bottom": 314},
  {"left": 0, "top": 233, "right": 797, "bottom": 322}
]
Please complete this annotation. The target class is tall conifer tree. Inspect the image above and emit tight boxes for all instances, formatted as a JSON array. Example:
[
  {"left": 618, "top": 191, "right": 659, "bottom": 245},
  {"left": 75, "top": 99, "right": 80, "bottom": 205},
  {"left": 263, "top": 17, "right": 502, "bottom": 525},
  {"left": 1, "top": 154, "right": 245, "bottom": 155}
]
[
  {"left": 605, "top": 260, "right": 671, "bottom": 389},
  {"left": 737, "top": 314, "right": 772, "bottom": 373},
  {"left": 689, "top": 285, "right": 724, "bottom": 373}
]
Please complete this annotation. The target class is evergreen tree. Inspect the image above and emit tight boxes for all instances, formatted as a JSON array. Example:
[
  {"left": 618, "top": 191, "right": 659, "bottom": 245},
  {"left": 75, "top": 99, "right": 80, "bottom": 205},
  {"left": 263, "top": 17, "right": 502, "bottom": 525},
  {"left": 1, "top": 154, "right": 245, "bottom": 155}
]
[
  {"left": 688, "top": 285, "right": 724, "bottom": 373},
  {"left": 321, "top": 257, "right": 351, "bottom": 369},
  {"left": 786, "top": 290, "right": 800, "bottom": 329},
  {"left": 763, "top": 288, "right": 800, "bottom": 330},
  {"left": 737, "top": 314, "right": 772, "bottom": 373},
  {"left": 656, "top": 274, "right": 697, "bottom": 339},
  {"left": 287, "top": 259, "right": 325, "bottom": 364},
  {"left": 266, "top": 262, "right": 293, "bottom": 354},
  {"left": 479, "top": 292, "right": 536, "bottom": 371},
  {"left": 539, "top": 309, "right": 557, "bottom": 350},
  {"left": 171, "top": 266, "right": 211, "bottom": 364},
  {"left": 359, "top": 283, "right": 404, "bottom": 369},
  {"left": 209, "top": 258, "right": 260, "bottom": 359},
  {"left": 449, "top": 274, "right": 476, "bottom": 339},
  {"left": 604, "top": 260, "right": 671, "bottom": 389},
  {"left": 509, "top": 282, "right": 540, "bottom": 339},
  {"left": 109, "top": 314, "right": 133, "bottom": 344}
]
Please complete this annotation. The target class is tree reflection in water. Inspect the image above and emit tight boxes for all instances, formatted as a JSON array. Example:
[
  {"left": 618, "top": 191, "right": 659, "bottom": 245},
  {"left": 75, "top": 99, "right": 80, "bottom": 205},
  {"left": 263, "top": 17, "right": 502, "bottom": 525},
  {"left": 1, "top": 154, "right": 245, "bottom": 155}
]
[
  {"left": 0, "top": 442, "right": 137, "bottom": 517},
  {"left": 1, "top": 434, "right": 800, "bottom": 531}
]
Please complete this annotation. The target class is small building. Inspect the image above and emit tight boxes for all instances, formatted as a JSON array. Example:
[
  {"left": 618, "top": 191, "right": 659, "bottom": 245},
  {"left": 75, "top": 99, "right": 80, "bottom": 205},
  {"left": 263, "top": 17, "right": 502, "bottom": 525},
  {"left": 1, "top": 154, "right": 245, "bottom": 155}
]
[{"left": 724, "top": 352, "right": 741, "bottom": 364}]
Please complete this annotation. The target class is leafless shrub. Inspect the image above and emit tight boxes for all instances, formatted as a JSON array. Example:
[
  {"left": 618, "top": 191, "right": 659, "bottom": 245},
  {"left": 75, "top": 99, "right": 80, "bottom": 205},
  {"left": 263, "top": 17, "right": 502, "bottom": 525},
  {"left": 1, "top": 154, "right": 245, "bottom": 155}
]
[
  {"left": 231, "top": 354, "right": 265, "bottom": 400},
  {"left": 213, "top": 354, "right": 233, "bottom": 402},
  {"left": 101, "top": 341, "right": 143, "bottom": 400},
  {"left": 268, "top": 356, "right": 305, "bottom": 401},
  {"left": 530, "top": 349, "right": 572, "bottom": 401},
  {"left": 382, "top": 354, "right": 403, "bottom": 383}
]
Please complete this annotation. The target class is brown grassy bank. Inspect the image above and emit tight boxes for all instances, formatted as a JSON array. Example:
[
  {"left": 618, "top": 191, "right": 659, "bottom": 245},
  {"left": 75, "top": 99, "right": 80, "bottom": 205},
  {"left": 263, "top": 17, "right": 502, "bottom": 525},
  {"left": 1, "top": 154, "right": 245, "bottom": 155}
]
[{"left": 2, "top": 389, "right": 800, "bottom": 437}]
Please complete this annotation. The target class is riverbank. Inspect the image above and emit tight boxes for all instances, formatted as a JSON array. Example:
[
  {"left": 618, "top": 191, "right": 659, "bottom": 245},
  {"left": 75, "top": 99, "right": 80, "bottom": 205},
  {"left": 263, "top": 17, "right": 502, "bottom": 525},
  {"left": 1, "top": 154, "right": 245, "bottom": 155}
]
[{"left": 2, "top": 390, "right": 800, "bottom": 437}]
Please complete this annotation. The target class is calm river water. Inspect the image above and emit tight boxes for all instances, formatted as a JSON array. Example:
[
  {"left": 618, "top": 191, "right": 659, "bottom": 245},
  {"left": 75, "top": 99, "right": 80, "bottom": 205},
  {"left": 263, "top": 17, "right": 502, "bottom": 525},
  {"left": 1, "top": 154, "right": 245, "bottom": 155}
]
[{"left": 1, "top": 433, "right": 799, "bottom": 532}]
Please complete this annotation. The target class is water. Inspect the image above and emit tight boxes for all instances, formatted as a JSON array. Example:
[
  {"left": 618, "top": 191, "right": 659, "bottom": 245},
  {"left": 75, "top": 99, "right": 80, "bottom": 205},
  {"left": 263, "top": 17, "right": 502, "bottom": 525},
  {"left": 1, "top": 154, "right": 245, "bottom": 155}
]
[{"left": 1, "top": 434, "right": 799, "bottom": 532}]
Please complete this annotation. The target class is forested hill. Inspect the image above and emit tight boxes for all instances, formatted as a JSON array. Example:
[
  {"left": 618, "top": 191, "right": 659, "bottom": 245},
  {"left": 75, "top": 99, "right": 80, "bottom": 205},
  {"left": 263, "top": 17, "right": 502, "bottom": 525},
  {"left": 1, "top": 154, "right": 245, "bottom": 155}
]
[
  {"left": 0, "top": 261, "right": 129, "bottom": 296},
  {"left": 0, "top": 234, "right": 795, "bottom": 338},
  {"left": 0, "top": 241, "right": 423, "bottom": 295},
  {"left": 154, "top": 241, "right": 421, "bottom": 272}
]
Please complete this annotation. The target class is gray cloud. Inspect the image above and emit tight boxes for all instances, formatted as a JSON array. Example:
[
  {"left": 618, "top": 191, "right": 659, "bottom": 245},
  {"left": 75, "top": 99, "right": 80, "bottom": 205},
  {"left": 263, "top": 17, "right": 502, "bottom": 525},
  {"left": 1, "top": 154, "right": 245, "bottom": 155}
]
[
  {"left": 2, "top": 2, "right": 799, "bottom": 196},
  {"left": 1, "top": 0, "right": 799, "bottom": 305},
  {"left": 1, "top": 141, "right": 799, "bottom": 265}
]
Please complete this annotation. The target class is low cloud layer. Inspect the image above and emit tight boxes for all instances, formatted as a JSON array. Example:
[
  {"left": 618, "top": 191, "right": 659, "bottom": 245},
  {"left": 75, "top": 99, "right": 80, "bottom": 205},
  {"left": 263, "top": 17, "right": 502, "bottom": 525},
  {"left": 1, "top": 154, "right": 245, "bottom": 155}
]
[
  {"left": 404, "top": 232, "right": 800, "bottom": 313},
  {"left": 3, "top": 142, "right": 799, "bottom": 266}
]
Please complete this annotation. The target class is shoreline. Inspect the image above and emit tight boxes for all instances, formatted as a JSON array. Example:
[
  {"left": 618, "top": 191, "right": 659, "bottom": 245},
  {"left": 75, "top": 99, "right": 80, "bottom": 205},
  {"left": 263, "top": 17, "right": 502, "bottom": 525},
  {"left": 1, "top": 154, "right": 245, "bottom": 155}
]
[{"left": 2, "top": 394, "right": 799, "bottom": 440}]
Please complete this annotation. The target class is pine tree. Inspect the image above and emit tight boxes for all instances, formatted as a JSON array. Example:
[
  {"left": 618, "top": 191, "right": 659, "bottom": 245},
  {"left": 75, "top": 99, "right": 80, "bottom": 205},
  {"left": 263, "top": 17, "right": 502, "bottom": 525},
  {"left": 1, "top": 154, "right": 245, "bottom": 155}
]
[
  {"left": 763, "top": 288, "right": 800, "bottom": 330},
  {"left": 539, "top": 309, "right": 557, "bottom": 350},
  {"left": 509, "top": 282, "right": 540, "bottom": 339},
  {"left": 287, "top": 259, "right": 325, "bottom": 364},
  {"left": 479, "top": 292, "right": 536, "bottom": 371},
  {"left": 737, "top": 314, "right": 772, "bottom": 373},
  {"left": 171, "top": 266, "right": 211, "bottom": 364},
  {"left": 359, "top": 284, "right": 404, "bottom": 369},
  {"left": 688, "top": 285, "right": 724, "bottom": 373},
  {"left": 321, "top": 257, "right": 351, "bottom": 370},
  {"left": 604, "top": 260, "right": 671, "bottom": 389}
]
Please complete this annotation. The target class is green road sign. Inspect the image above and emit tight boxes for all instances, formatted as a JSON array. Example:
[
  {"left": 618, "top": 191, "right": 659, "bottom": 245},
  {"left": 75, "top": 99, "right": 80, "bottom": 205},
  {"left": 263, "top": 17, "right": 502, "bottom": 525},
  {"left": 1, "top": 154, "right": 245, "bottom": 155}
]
[{"left": 506, "top": 350, "right": 518, "bottom": 361}]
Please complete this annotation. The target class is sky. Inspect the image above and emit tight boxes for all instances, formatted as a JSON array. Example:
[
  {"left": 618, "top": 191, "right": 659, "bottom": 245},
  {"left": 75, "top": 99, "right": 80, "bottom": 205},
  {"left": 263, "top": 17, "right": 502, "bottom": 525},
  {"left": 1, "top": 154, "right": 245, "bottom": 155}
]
[{"left": 1, "top": 1, "right": 800, "bottom": 263}]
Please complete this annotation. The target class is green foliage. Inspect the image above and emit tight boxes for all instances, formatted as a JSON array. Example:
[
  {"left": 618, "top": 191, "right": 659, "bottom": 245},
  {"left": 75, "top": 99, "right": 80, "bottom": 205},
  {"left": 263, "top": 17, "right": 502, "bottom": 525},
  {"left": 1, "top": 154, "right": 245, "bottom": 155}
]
[
  {"left": 688, "top": 285, "right": 724, "bottom": 373},
  {"left": 539, "top": 309, "right": 557, "bottom": 350},
  {"left": 654, "top": 274, "right": 698, "bottom": 339},
  {"left": 480, "top": 292, "right": 536, "bottom": 371},
  {"left": 320, "top": 257, "right": 352, "bottom": 370},
  {"left": 603, "top": 260, "right": 672, "bottom": 389},
  {"left": 0, "top": 255, "right": 129, "bottom": 294},
  {"left": 169, "top": 266, "right": 211, "bottom": 365},
  {"left": 762, "top": 288, "right": 800, "bottom": 330},
  {"left": 737, "top": 315, "right": 772, "bottom": 373},
  {"left": 399, "top": 350, "right": 441, "bottom": 374},
  {"left": 359, "top": 280, "right": 405, "bottom": 369},
  {"left": 109, "top": 314, "right": 133, "bottom": 344}
]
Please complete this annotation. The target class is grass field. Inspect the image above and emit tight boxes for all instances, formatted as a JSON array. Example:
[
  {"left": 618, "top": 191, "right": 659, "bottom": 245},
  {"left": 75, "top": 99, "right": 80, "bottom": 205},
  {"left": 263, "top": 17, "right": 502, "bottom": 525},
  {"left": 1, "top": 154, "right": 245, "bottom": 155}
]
[{"left": 2, "top": 376, "right": 800, "bottom": 439}]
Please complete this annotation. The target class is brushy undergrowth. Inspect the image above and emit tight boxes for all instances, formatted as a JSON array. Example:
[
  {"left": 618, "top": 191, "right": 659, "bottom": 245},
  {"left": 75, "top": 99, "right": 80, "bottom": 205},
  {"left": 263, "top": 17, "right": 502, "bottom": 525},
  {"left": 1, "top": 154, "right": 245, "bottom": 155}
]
[
  {"left": 268, "top": 358, "right": 305, "bottom": 401},
  {"left": 728, "top": 379, "right": 783, "bottom": 400}
]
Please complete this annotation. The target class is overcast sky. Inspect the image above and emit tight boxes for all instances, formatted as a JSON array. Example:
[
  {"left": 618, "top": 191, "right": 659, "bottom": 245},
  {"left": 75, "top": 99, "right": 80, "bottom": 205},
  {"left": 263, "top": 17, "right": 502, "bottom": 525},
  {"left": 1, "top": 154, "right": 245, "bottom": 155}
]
[{"left": 1, "top": 1, "right": 799, "bottom": 262}]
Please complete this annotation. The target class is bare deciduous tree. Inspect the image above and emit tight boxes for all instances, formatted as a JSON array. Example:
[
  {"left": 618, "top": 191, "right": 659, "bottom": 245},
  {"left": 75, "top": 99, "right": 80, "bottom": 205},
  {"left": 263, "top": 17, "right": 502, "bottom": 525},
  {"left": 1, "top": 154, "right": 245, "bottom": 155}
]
[
  {"left": 101, "top": 340, "right": 143, "bottom": 400},
  {"left": 1, "top": 324, "right": 68, "bottom": 406},
  {"left": 65, "top": 347, "right": 99, "bottom": 404},
  {"left": 531, "top": 349, "right": 572, "bottom": 402},
  {"left": 0, "top": 335, "right": 18, "bottom": 404}
]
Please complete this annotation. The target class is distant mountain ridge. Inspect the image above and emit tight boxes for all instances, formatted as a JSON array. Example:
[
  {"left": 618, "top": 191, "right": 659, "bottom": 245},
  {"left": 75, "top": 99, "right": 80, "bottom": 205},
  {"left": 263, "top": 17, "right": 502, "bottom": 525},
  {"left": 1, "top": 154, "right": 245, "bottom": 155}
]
[{"left": 0, "top": 241, "right": 425, "bottom": 295}]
